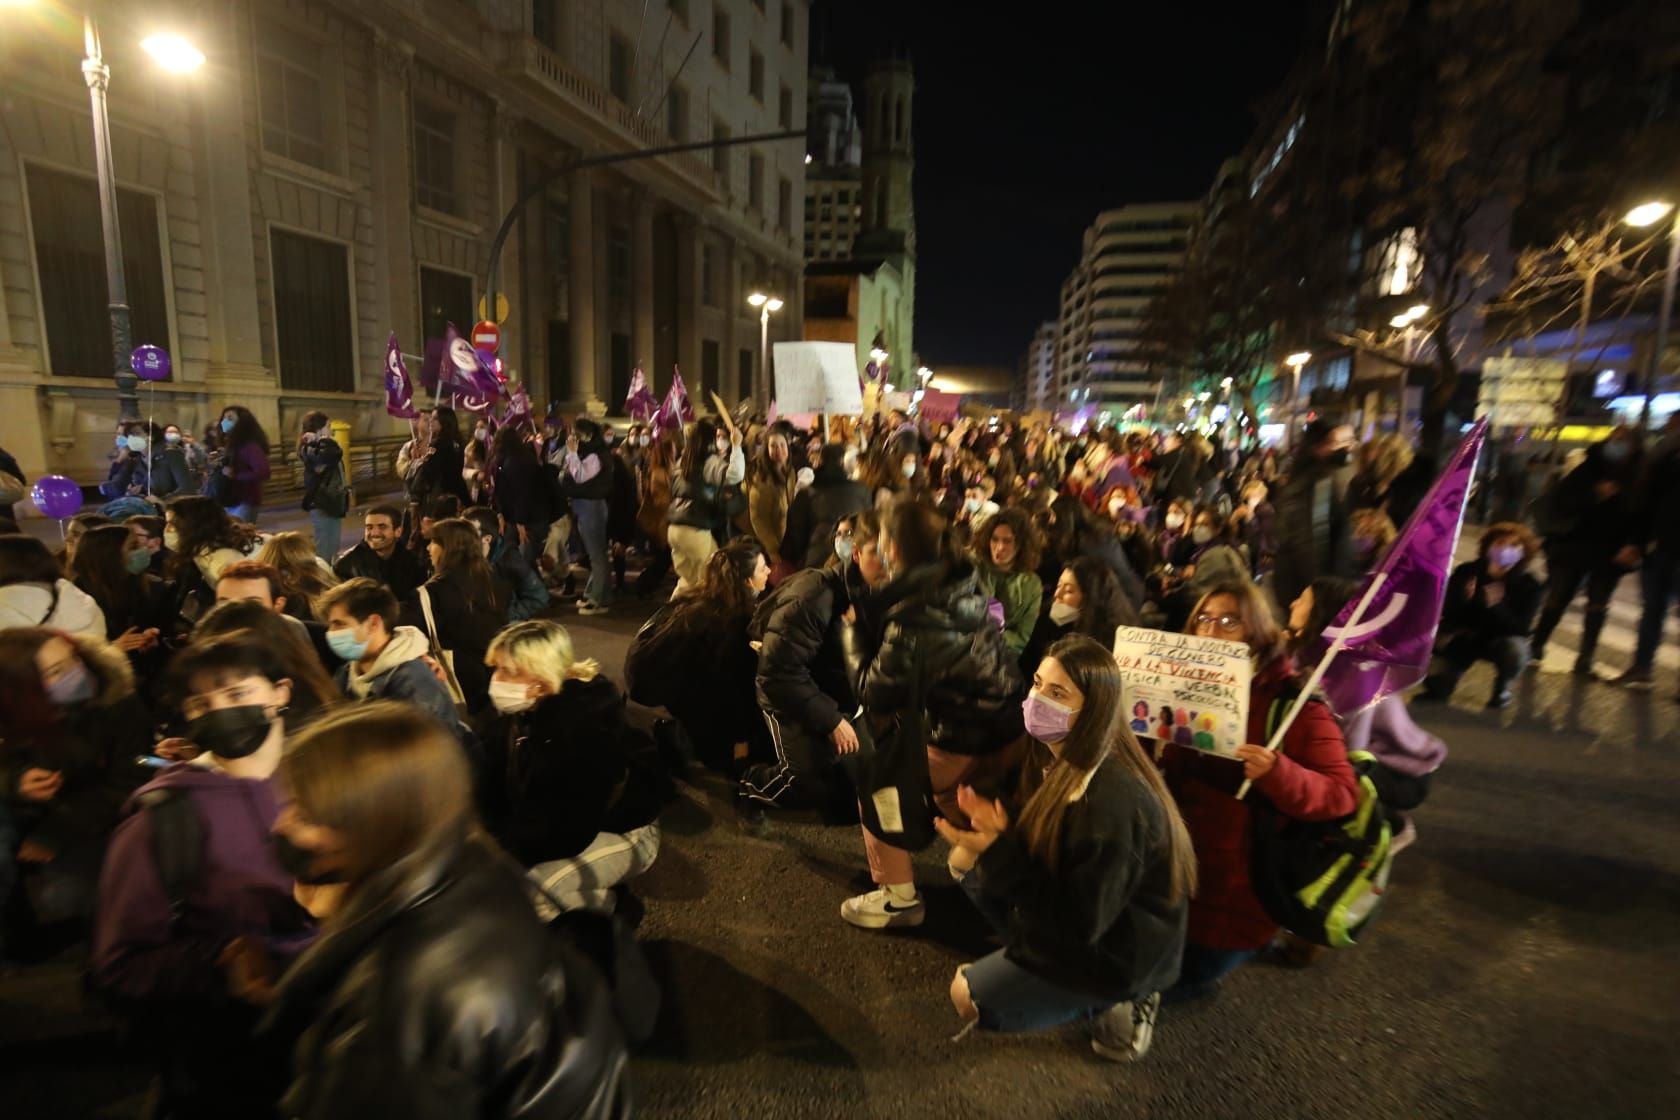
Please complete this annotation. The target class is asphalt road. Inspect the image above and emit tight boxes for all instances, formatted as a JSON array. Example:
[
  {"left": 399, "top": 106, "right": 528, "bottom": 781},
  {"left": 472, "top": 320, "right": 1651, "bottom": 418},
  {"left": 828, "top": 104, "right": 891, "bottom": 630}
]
[{"left": 3, "top": 529, "right": 1679, "bottom": 1118}]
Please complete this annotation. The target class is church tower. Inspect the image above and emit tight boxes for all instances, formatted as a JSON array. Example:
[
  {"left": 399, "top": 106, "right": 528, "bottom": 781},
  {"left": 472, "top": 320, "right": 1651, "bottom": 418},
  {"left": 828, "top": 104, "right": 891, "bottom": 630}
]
[{"left": 855, "top": 51, "right": 915, "bottom": 260}]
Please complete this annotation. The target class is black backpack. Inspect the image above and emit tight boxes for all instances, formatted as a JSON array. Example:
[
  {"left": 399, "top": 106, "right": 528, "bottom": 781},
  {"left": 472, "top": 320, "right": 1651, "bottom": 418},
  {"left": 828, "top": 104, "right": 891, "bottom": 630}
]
[{"left": 136, "top": 787, "right": 205, "bottom": 926}]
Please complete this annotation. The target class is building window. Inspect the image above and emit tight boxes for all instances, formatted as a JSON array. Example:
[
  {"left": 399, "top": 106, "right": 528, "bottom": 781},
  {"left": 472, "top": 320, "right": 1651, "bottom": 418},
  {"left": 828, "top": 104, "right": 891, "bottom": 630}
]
[
  {"left": 749, "top": 153, "right": 764, "bottom": 211},
  {"left": 419, "top": 267, "right": 474, "bottom": 344},
  {"left": 25, "top": 165, "right": 167, "bottom": 379},
  {"left": 532, "top": 0, "right": 563, "bottom": 52},
  {"left": 781, "top": 2, "right": 794, "bottom": 46},
  {"left": 702, "top": 338, "right": 721, "bottom": 396},
  {"left": 778, "top": 177, "right": 792, "bottom": 232},
  {"left": 270, "top": 229, "right": 353, "bottom": 392},
  {"left": 413, "top": 101, "right": 458, "bottom": 214},
  {"left": 701, "top": 244, "right": 717, "bottom": 306},
  {"left": 748, "top": 49, "right": 765, "bottom": 101},
  {"left": 255, "top": 19, "right": 328, "bottom": 168},
  {"left": 778, "top": 83, "right": 793, "bottom": 129},
  {"left": 608, "top": 226, "right": 630, "bottom": 309},
  {"left": 666, "top": 84, "right": 688, "bottom": 142},
  {"left": 711, "top": 119, "right": 731, "bottom": 185},
  {"left": 738, "top": 348, "right": 754, "bottom": 397},
  {"left": 712, "top": 10, "right": 730, "bottom": 69},
  {"left": 608, "top": 34, "right": 633, "bottom": 102}
]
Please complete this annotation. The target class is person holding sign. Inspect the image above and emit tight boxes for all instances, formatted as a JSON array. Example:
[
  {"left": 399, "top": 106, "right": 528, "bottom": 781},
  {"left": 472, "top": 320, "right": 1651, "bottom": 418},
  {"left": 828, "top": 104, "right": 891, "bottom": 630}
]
[
  {"left": 1158, "top": 581, "right": 1356, "bottom": 1000},
  {"left": 938, "top": 636, "right": 1192, "bottom": 1061},
  {"left": 666, "top": 418, "right": 745, "bottom": 595}
]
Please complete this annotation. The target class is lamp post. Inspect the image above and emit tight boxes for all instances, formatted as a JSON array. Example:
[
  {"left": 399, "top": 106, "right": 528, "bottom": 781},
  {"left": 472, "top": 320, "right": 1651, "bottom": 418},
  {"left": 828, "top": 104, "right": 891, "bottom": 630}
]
[
  {"left": 1387, "top": 304, "right": 1429, "bottom": 436},
  {"left": 1626, "top": 200, "right": 1679, "bottom": 430},
  {"left": 1284, "top": 351, "right": 1311, "bottom": 446},
  {"left": 747, "top": 292, "right": 783, "bottom": 407}
]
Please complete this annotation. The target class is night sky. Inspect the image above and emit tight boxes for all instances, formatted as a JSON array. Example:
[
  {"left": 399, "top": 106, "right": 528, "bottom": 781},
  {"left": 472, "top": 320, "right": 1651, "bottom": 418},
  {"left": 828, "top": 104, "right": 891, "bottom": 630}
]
[{"left": 813, "top": 0, "right": 1317, "bottom": 369}]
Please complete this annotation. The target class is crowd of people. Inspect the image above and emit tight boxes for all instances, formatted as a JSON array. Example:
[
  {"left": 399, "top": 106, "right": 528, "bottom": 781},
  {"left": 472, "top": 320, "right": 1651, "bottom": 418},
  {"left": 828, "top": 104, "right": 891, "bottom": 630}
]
[{"left": 0, "top": 396, "right": 1676, "bottom": 1118}]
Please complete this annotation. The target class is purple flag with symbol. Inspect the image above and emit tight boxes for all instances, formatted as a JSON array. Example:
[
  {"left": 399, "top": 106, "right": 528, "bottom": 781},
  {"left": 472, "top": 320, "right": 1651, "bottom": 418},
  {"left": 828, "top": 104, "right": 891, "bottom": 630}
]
[
  {"left": 1309, "top": 418, "right": 1489, "bottom": 716},
  {"left": 507, "top": 381, "right": 532, "bottom": 420},
  {"left": 443, "top": 323, "right": 503, "bottom": 400},
  {"left": 624, "top": 365, "right": 659, "bottom": 422},
  {"left": 660, "top": 366, "right": 695, "bottom": 430},
  {"left": 383, "top": 333, "right": 419, "bottom": 419}
]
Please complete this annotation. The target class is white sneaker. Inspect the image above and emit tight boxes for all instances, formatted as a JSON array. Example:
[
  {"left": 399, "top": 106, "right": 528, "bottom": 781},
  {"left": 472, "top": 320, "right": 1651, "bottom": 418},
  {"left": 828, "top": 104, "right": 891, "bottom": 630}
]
[
  {"left": 577, "top": 600, "right": 608, "bottom": 617},
  {"left": 1092, "top": 991, "right": 1159, "bottom": 1062},
  {"left": 839, "top": 887, "right": 924, "bottom": 929}
]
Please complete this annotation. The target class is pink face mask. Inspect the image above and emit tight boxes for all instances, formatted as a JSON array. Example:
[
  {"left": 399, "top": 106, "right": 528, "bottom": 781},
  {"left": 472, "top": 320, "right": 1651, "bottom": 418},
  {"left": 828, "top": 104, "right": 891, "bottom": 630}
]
[{"left": 1022, "top": 692, "right": 1076, "bottom": 743}]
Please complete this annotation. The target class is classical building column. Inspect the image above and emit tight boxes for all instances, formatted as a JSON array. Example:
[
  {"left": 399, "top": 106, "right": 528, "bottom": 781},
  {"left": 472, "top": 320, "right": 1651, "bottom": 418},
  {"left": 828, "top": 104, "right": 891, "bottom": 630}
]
[
  {"left": 567, "top": 168, "right": 598, "bottom": 410},
  {"left": 371, "top": 31, "right": 418, "bottom": 400},
  {"left": 722, "top": 238, "right": 741, "bottom": 400},
  {"left": 675, "top": 213, "right": 702, "bottom": 400},
  {"left": 631, "top": 188, "right": 655, "bottom": 375}
]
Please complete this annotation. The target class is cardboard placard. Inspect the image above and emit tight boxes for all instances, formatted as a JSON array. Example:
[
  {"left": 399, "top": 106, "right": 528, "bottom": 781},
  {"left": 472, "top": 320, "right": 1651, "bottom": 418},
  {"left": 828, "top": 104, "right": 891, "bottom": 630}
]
[
  {"left": 773, "top": 341, "right": 865, "bottom": 415},
  {"left": 1112, "top": 627, "right": 1252, "bottom": 758}
]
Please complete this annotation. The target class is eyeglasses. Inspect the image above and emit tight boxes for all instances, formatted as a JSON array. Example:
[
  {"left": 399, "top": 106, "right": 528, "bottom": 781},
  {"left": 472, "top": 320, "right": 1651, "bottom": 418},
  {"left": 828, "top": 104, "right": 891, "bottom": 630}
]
[{"left": 1194, "top": 613, "right": 1244, "bottom": 633}]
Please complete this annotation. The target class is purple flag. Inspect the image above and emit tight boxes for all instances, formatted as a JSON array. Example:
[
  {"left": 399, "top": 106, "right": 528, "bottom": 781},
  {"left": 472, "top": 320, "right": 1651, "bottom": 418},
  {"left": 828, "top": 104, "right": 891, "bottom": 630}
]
[
  {"left": 507, "top": 382, "right": 532, "bottom": 419},
  {"left": 383, "top": 333, "right": 419, "bottom": 419},
  {"left": 661, "top": 365, "right": 695, "bottom": 430},
  {"left": 444, "top": 324, "right": 502, "bottom": 399},
  {"left": 1311, "top": 419, "right": 1489, "bottom": 715},
  {"left": 624, "top": 365, "right": 659, "bottom": 422}
]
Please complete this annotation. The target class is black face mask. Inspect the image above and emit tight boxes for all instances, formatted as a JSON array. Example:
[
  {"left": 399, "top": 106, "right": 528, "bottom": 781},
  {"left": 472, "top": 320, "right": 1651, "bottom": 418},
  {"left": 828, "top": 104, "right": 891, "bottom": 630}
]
[
  {"left": 270, "top": 831, "right": 346, "bottom": 885},
  {"left": 184, "top": 705, "right": 275, "bottom": 760}
]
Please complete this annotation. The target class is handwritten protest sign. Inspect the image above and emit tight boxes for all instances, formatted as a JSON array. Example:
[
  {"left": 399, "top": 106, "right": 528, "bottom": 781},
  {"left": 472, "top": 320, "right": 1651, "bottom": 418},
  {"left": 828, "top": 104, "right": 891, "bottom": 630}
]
[
  {"left": 1112, "top": 627, "right": 1252, "bottom": 758},
  {"left": 773, "top": 341, "right": 865, "bottom": 415}
]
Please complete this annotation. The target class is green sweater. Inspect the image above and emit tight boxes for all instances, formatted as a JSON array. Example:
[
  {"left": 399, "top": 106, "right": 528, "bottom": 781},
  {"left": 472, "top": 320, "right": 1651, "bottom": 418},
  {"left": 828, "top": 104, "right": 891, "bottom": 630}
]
[{"left": 978, "top": 564, "right": 1043, "bottom": 658}]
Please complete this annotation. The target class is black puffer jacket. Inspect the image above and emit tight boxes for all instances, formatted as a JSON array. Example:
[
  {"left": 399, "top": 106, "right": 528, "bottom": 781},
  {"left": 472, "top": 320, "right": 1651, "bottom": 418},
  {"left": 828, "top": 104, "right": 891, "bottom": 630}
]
[
  {"left": 261, "top": 837, "right": 629, "bottom": 1120},
  {"left": 625, "top": 602, "right": 764, "bottom": 771},
  {"left": 781, "top": 465, "right": 871, "bottom": 569},
  {"left": 753, "top": 565, "right": 868, "bottom": 738},
  {"left": 860, "top": 560, "right": 1024, "bottom": 756}
]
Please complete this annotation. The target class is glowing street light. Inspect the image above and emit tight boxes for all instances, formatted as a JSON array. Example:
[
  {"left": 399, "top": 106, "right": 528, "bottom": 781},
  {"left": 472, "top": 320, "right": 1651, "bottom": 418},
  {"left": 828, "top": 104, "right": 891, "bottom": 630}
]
[
  {"left": 1625, "top": 200, "right": 1679, "bottom": 427},
  {"left": 747, "top": 292, "right": 783, "bottom": 406},
  {"left": 141, "top": 33, "right": 205, "bottom": 73},
  {"left": 1625, "top": 201, "right": 1675, "bottom": 228}
]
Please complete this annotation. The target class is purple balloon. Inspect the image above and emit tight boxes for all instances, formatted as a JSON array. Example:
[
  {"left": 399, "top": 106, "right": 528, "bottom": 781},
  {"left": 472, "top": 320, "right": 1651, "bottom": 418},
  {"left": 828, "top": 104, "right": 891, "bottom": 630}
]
[
  {"left": 31, "top": 474, "right": 83, "bottom": 519},
  {"left": 131, "top": 344, "right": 171, "bottom": 381}
]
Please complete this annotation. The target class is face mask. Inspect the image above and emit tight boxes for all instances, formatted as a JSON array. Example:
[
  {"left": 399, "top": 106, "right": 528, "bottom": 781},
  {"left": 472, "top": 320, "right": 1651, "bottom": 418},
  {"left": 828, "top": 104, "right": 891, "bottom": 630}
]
[
  {"left": 901, "top": 459, "right": 918, "bottom": 479},
  {"left": 1049, "top": 601, "right": 1080, "bottom": 627},
  {"left": 270, "top": 831, "right": 345, "bottom": 886},
  {"left": 326, "top": 627, "right": 370, "bottom": 663},
  {"left": 221, "top": 417, "right": 236, "bottom": 434},
  {"left": 638, "top": 435, "right": 650, "bottom": 448},
  {"left": 489, "top": 679, "right": 539, "bottom": 714},
  {"left": 185, "top": 705, "right": 275, "bottom": 760},
  {"left": 114, "top": 435, "right": 127, "bottom": 449},
  {"left": 45, "top": 662, "right": 96, "bottom": 706},
  {"left": 1246, "top": 495, "right": 1261, "bottom": 509},
  {"left": 165, "top": 431, "right": 182, "bottom": 444},
  {"left": 163, "top": 528, "right": 180, "bottom": 551},
  {"left": 964, "top": 497, "right": 981, "bottom": 514},
  {"left": 126, "top": 435, "right": 148, "bottom": 453},
  {"left": 1192, "top": 526, "right": 1215, "bottom": 545},
  {"left": 125, "top": 548, "right": 153, "bottom": 575},
  {"left": 1022, "top": 692, "right": 1076, "bottom": 744},
  {"left": 796, "top": 466, "right": 815, "bottom": 489},
  {"left": 1108, "top": 501, "right": 1125, "bottom": 517},
  {"left": 1165, "top": 512, "right": 1185, "bottom": 531},
  {"left": 835, "top": 537, "right": 855, "bottom": 566},
  {"left": 988, "top": 454, "right": 1000, "bottom": 467},
  {"left": 1489, "top": 544, "right": 1524, "bottom": 569}
]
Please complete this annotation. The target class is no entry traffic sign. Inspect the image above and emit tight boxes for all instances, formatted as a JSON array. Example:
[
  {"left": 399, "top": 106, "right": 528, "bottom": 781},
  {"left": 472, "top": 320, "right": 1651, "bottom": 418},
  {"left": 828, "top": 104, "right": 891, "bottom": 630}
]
[{"left": 471, "top": 319, "right": 501, "bottom": 353}]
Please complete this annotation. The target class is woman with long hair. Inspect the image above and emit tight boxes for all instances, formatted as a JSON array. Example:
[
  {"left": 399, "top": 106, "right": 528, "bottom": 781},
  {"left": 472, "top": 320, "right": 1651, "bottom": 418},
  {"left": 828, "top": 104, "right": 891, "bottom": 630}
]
[
  {"left": 1425, "top": 521, "right": 1544, "bottom": 706},
  {"left": 214, "top": 405, "right": 271, "bottom": 522},
  {"left": 747, "top": 430, "right": 797, "bottom": 566},
  {"left": 1159, "top": 580, "right": 1357, "bottom": 999},
  {"left": 400, "top": 517, "right": 508, "bottom": 712},
  {"left": 192, "top": 599, "right": 340, "bottom": 724},
  {"left": 938, "top": 636, "right": 1192, "bottom": 1060},
  {"left": 491, "top": 424, "right": 552, "bottom": 570},
  {"left": 1022, "top": 555, "right": 1140, "bottom": 672},
  {"left": 262, "top": 702, "right": 631, "bottom": 1118},
  {"left": 404, "top": 405, "right": 471, "bottom": 511},
  {"left": 256, "top": 530, "right": 341, "bottom": 622},
  {"left": 625, "top": 537, "right": 770, "bottom": 773},
  {"left": 68, "top": 525, "right": 177, "bottom": 693},
  {"left": 297, "top": 410, "right": 346, "bottom": 562},
  {"left": 1045, "top": 493, "right": 1147, "bottom": 612},
  {"left": 666, "top": 416, "right": 745, "bottom": 595},
  {"left": 163, "top": 495, "right": 259, "bottom": 621},
  {"left": 971, "top": 506, "right": 1043, "bottom": 659}
]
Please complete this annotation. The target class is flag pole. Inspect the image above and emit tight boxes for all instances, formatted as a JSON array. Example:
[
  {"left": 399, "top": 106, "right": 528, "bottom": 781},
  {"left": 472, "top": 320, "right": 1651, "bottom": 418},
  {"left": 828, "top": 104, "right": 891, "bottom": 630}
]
[{"left": 1235, "top": 572, "right": 1389, "bottom": 800}]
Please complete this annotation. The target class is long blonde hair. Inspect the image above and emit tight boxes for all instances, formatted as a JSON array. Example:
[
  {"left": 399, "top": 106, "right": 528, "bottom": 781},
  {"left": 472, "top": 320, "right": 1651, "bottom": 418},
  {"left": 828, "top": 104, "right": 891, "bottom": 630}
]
[
  {"left": 485, "top": 619, "right": 600, "bottom": 692},
  {"left": 257, "top": 530, "right": 340, "bottom": 616}
]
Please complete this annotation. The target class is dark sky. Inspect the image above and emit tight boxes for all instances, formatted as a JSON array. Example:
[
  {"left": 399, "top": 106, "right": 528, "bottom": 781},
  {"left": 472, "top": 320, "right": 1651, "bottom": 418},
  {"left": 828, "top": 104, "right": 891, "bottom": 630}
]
[{"left": 813, "top": 0, "right": 1317, "bottom": 368}]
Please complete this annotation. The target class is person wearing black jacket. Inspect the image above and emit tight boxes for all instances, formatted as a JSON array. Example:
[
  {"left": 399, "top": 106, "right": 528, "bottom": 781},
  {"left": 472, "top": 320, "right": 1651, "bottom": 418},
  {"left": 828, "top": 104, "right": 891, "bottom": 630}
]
[
  {"left": 297, "top": 411, "right": 345, "bottom": 562},
  {"left": 738, "top": 513, "right": 889, "bottom": 819},
  {"left": 400, "top": 518, "right": 508, "bottom": 713},
  {"left": 403, "top": 406, "right": 470, "bottom": 510},
  {"left": 781, "top": 443, "right": 872, "bottom": 570},
  {"left": 465, "top": 506, "right": 550, "bottom": 622},
  {"left": 1270, "top": 418, "right": 1357, "bottom": 609},
  {"left": 332, "top": 504, "right": 429, "bottom": 602},
  {"left": 938, "top": 636, "right": 1192, "bottom": 1061},
  {"left": 562, "top": 417, "right": 616, "bottom": 615},
  {"left": 1423, "top": 522, "right": 1545, "bottom": 708},
  {"left": 1529, "top": 428, "right": 1644, "bottom": 675},
  {"left": 840, "top": 500, "right": 1026, "bottom": 931},
  {"left": 261, "top": 702, "right": 630, "bottom": 1120},
  {"left": 69, "top": 525, "right": 179, "bottom": 703},
  {"left": 490, "top": 426, "right": 553, "bottom": 569},
  {"left": 481, "top": 620, "right": 662, "bottom": 914},
  {"left": 1615, "top": 413, "right": 1680, "bottom": 691},
  {"left": 1045, "top": 494, "right": 1147, "bottom": 613}
]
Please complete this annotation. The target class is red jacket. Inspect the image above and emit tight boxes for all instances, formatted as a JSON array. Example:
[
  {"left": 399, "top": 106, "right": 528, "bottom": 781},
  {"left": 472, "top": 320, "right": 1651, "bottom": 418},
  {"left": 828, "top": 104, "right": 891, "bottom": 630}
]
[{"left": 1161, "top": 659, "right": 1358, "bottom": 951}]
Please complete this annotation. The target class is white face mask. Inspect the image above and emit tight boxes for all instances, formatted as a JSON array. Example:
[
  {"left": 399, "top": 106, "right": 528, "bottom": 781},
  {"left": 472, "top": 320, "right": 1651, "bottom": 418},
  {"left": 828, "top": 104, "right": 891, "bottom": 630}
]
[
  {"left": 1049, "top": 600, "right": 1080, "bottom": 626},
  {"left": 1165, "top": 512, "right": 1186, "bottom": 530},
  {"left": 489, "top": 679, "right": 539, "bottom": 714},
  {"left": 1192, "top": 526, "right": 1215, "bottom": 545},
  {"left": 901, "top": 459, "right": 918, "bottom": 479}
]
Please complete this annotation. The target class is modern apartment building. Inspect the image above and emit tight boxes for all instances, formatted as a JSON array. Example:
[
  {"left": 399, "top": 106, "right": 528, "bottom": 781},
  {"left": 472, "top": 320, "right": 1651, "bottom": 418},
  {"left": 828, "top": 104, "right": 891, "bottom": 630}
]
[
  {"left": 1018, "top": 320, "right": 1056, "bottom": 413},
  {"left": 1053, "top": 201, "right": 1197, "bottom": 417},
  {"left": 0, "top": 0, "right": 807, "bottom": 482}
]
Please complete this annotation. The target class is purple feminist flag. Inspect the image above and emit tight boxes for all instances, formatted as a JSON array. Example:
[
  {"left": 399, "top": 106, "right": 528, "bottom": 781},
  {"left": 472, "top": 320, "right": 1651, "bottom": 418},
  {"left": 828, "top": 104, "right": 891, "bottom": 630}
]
[
  {"left": 384, "top": 333, "right": 419, "bottom": 419},
  {"left": 661, "top": 365, "right": 695, "bottom": 430},
  {"left": 444, "top": 324, "right": 502, "bottom": 399},
  {"left": 507, "top": 381, "right": 532, "bottom": 420},
  {"left": 624, "top": 365, "right": 658, "bottom": 422},
  {"left": 1310, "top": 419, "right": 1489, "bottom": 715}
]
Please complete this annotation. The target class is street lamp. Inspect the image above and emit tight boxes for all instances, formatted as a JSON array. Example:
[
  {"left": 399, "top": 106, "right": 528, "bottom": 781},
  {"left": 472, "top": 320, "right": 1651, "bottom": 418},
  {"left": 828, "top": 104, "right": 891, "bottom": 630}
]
[
  {"left": 747, "top": 291, "right": 783, "bottom": 407},
  {"left": 1284, "top": 351, "right": 1311, "bottom": 447},
  {"left": 8, "top": 0, "right": 206, "bottom": 421},
  {"left": 1625, "top": 200, "right": 1678, "bottom": 429}
]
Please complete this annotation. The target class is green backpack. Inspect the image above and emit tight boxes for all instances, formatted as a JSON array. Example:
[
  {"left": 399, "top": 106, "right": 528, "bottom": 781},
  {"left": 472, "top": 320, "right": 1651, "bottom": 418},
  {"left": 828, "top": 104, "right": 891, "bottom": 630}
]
[{"left": 1248, "top": 695, "right": 1394, "bottom": 949}]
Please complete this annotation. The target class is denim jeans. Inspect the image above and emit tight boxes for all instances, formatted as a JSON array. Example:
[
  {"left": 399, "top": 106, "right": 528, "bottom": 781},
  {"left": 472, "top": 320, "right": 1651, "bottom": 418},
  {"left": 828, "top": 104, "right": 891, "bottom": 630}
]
[
  {"left": 1162, "top": 942, "right": 1257, "bottom": 1004},
  {"left": 573, "top": 498, "right": 611, "bottom": 607},
  {"left": 309, "top": 508, "right": 343, "bottom": 562},
  {"left": 225, "top": 502, "right": 259, "bottom": 524},
  {"left": 1634, "top": 549, "right": 1680, "bottom": 670}
]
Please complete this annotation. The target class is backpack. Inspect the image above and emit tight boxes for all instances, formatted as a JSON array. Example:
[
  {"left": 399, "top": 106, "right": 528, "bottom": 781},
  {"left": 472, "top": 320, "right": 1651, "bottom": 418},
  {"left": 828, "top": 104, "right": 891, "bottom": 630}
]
[
  {"left": 312, "top": 455, "right": 351, "bottom": 519},
  {"left": 1248, "top": 694, "right": 1393, "bottom": 949}
]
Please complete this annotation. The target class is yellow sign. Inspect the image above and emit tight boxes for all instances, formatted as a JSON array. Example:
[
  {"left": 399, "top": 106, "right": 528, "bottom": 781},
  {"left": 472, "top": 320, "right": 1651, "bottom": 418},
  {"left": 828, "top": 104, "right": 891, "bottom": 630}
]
[{"left": 477, "top": 292, "right": 510, "bottom": 324}]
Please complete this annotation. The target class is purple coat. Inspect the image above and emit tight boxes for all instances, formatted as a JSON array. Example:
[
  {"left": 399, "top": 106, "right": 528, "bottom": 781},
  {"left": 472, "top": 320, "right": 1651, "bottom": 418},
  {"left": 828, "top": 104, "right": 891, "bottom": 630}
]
[
  {"left": 91, "top": 763, "right": 313, "bottom": 1003},
  {"left": 225, "top": 441, "right": 271, "bottom": 509}
]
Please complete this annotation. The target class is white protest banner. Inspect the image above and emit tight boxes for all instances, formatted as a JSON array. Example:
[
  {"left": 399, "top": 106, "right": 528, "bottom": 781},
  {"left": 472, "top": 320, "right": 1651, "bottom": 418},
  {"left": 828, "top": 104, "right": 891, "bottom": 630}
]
[
  {"left": 1112, "top": 627, "right": 1252, "bottom": 758},
  {"left": 773, "top": 341, "right": 865, "bottom": 415}
]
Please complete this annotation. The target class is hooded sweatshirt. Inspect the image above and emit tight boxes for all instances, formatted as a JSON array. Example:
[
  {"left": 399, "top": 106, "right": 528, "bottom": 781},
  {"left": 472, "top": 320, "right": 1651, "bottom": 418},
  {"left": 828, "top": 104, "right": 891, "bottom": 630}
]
[
  {"left": 91, "top": 760, "right": 314, "bottom": 1003},
  {"left": 334, "top": 624, "right": 465, "bottom": 738},
  {"left": 0, "top": 578, "right": 108, "bottom": 639}
]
